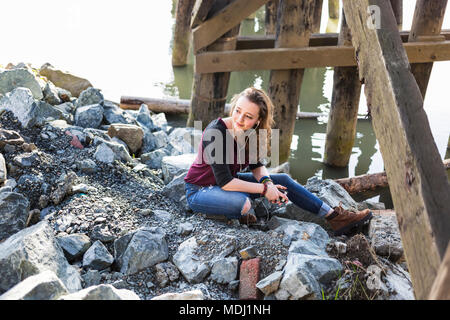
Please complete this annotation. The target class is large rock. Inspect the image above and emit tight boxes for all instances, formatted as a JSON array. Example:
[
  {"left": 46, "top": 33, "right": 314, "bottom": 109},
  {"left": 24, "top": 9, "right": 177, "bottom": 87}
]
[
  {"left": 0, "top": 68, "right": 43, "bottom": 99},
  {"left": 75, "top": 87, "right": 104, "bottom": 108},
  {"left": 113, "top": 227, "right": 169, "bottom": 275},
  {"left": 256, "top": 271, "right": 284, "bottom": 296},
  {"left": 31, "top": 101, "right": 66, "bottom": 127},
  {"left": 136, "top": 104, "right": 156, "bottom": 131},
  {"left": 167, "top": 127, "right": 201, "bottom": 156},
  {"left": 151, "top": 289, "right": 204, "bottom": 300},
  {"left": 276, "top": 253, "right": 343, "bottom": 300},
  {"left": 82, "top": 240, "right": 114, "bottom": 271},
  {"left": 43, "top": 81, "right": 62, "bottom": 105},
  {"left": 368, "top": 210, "right": 404, "bottom": 262},
  {"left": 39, "top": 63, "right": 93, "bottom": 97},
  {"left": 161, "top": 153, "right": 196, "bottom": 184},
  {"left": 305, "top": 176, "right": 359, "bottom": 211},
  {"left": 0, "top": 87, "right": 38, "bottom": 128},
  {"left": 141, "top": 148, "right": 170, "bottom": 169},
  {"left": 0, "top": 153, "right": 6, "bottom": 185},
  {"left": 59, "top": 284, "right": 140, "bottom": 300},
  {"left": 0, "top": 221, "right": 82, "bottom": 294},
  {"left": 107, "top": 124, "right": 144, "bottom": 155},
  {"left": 56, "top": 234, "right": 92, "bottom": 262},
  {"left": 74, "top": 104, "right": 104, "bottom": 129},
  {"left": 161, "top": 171, "right": 188, "bottom": 202},
  {"left": 173, "top": 237, "right": 211, "bottom": 284},
  {"left": 94, "top": 143, "right": 115, "bottom": 164},
  {"left": 0, "top": 270, "right": 68, "bottom": 300},
  {"left": 0, "top": 192, "right": 30, "bottom": 241},
  {"left": 93, "top": 138, "right": 132, "bottom": 163},
  {"left": 268, "top": 217, "right": 330, "bottom": 250},
  {"left": 103, "top": 102, "right": 136, "bottom": 125},
  {"left": 210, "top": 256, "right": 238, "bottom": 284}
]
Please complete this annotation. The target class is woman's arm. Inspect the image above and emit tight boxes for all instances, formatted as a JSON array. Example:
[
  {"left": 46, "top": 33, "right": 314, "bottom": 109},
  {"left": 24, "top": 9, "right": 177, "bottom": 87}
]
[
  {"left": 251, "top": 165, "right": 273, "bottom": 184},
  {"left": 221, "top": 178, "right": 265, "bottom": 194}
]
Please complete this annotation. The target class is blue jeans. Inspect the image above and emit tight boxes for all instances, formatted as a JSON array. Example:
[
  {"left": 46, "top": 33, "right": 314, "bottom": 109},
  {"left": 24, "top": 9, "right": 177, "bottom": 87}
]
[{"left": 184, "top": 173, "right": 331, "bottom": 220}]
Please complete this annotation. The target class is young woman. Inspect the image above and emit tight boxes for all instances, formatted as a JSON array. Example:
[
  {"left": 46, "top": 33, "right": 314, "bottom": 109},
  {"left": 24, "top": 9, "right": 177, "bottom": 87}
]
[{"left": 184, "top": 87, "right": 372, "bottom": 236}]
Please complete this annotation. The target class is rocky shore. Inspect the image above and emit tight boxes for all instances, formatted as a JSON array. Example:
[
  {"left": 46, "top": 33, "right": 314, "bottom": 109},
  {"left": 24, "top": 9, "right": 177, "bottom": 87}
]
[{"left": 0, "top": 63, "right": 414, "bottom": 300}]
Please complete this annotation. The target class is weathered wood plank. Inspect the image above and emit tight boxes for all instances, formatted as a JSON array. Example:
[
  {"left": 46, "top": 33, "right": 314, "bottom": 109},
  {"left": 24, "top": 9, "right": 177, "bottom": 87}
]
[
  {"left": 235, "top": 29, "right": 450, "bottom": 50},
  {"left": 265, "top": 0, "right": 279, "bottom": 35},
  {"left": 195, "top": 40, "right": 450, "bottom": 73},
  {"left": 390, "top": 0, "right": 403, "bottom": 29},
  {"left": 190, "top": 0, "right": 215, "bottom": 28},
  {"left": 172, "top": 0, "right": 196, "bottom": 66},
  {"left": 409, "top": 0, "right": 448, "bottom": 99},
  {"left": 428, "top": 243, "right": 450, "bottom": 300},
  {"left": 192, "top": 0, "right": 271, "bottom": 53},
  {"left": 343, "top": 0, "right": 450, "bottom": 300},
  {"left": 268, "top": 0, "right": 317, "bottom": 163}
]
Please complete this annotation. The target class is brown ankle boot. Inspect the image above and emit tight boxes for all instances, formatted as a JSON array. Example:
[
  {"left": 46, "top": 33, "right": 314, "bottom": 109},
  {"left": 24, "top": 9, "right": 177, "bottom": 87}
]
[{"left": 326, "top": 203, "right": 373, "bottom": 236}]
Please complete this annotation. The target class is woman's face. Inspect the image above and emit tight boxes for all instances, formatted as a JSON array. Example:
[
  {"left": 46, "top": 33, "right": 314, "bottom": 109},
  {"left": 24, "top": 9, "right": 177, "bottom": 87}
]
[{"left": 231, "top": 96, "right": 260, "bottom": 133}]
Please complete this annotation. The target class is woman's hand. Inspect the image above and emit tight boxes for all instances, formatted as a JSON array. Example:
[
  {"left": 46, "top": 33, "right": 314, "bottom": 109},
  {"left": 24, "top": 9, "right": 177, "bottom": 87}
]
[{"left": 264, "top": 184, "right": 289, "bottom": 205}]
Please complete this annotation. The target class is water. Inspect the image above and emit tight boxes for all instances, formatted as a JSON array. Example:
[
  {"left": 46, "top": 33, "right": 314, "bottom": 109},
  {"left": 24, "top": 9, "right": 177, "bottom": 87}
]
[{"left": 1, "top": 1, "right": 449, "bottom": 206}]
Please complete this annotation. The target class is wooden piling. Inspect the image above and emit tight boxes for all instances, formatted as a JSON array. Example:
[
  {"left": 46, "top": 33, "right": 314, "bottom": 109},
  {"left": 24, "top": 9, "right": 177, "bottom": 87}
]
[
  {"left": 187, "top": 0, "right": 241, "bottom": 128},
  {"left": 268, "top": 0, "right": 317, "bottom": 163},
  {"left": 409, "top": 0, "right": 448, "bottom": 99},
  {"left": 390, "top": 0, "right": 403, "bottom": 29},
  {"left": 328, "top": 0, "right": 339, "bottom": 19},
  {"left": 265, "top": 0, "right": 279, "bottom": 35},
  {"left": 343, "top": 0, "right": 450, "bottom": 299},
  {"left": 313, "top": 0, "right": 323, "bottom": 33},
  {"left": 172, "top": 0, "right": 196, "bottom": 67},
  {"left": 324, "top": 12, "right": 361, "bottom": 167}
]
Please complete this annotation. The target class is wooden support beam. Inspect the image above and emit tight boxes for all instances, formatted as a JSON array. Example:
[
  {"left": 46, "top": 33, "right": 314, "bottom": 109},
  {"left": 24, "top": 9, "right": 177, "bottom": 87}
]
[
  {"left": 192, "top": 0, "right": 271, "bottom": 53},
  {"left": 265, "top": 0, "right": 279, "bottom": 35},
  {"left": 313, "top": 0, "right": 324, "bottom": 33},
  {"left": 409, "top": 0, "right": 448, "bottom": 99},
  {"left": 342, "top": 0, "right": 450, "bottom": 300},
  {"left": 428, "top": 243, "right": 450, "bottom": 300},
  {"left": 172, "top": 0, "right": 196, "bottom": 66},
  {"left": 195, "top": 40, "right": 450, "bottom": 73},
  {"left": 235, "top": 29, "right": 450, "bottom": 50},
  {"left": 390, "top": 0, "right": 403, "bottom": 29},
  {"left": 328, "top": 0, "right": 340, "bottom": 19},
  {"left": 268, "top": 0, "right": 317, "bottom": 163},
  {"left": 187, "top": 0, "right": 241, "bottom": 128},
  {"left": 190, "top": 0, "right": 215, "bottom": 28},
  {"left": 324, "top": 12, "right": 361, "bottom": 167}
]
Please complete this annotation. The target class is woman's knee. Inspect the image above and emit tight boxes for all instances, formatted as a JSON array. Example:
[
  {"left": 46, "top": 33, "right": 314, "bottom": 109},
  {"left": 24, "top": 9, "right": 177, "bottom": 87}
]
[{"left": 271, "top": 173, "right": 292, "bottom": 185}]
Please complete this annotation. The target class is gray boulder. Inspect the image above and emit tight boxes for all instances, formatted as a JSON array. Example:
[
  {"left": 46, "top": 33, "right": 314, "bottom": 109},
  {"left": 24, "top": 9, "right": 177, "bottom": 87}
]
[
  {"left": 305, "top": 176, "right": 359, "bottom": 211},
  {"left": 0, "top": 221, "right": 82, "bottom": 294},
  {"left": 161, "top": 171, "right": 188, "bottom": 202},
  {"left": 136, "top": 104, "right": 156, "bottom": 131},
  {"left": 210, "top": 256, "right": 238, "bottom": 284},
  {"left": 82, "top": 240, "right": 114, "bottom": 271},
  {"left": 74, "top": 104, "right": 104, "bottom": 129},
  {"left": 103, "top": 101, "right": 136, "bottom": 125},
  {"left": 0, "top": 68, "right": 43, "bottom": 99},
  {"left": 140, "top": 130, "right": 158, "bottom": 154},
  {"left": 0, "top": 192, "right": 29, "bottom": 241},
  {"left": 151, "top": 113, "right": 169, "bottom": 132},
  {"left": 173, "top": 237, "right": 210, "bottom": 284},
  {"left": 0, "top": 87, "right": 38, "bottom": 128},
  {"left": 256, "top": 271, "right": 284, "bottom": 296},
  {"left": 161, "top": 153, "right": 196, "bottom": 184},
  {"left": 113, "top": 227, "right": 169, "bottom": 275},
  {"left": 93, "top": 138, "right": 132, "bottom": 163},
  {"left": 141, "top": 148, "right": 170, "bottom": 169},
  {"left": 75, "top": 87, "right": 104, "bottom": 108},
  {"left": 276, "top": 253, "right": 343, "bottom": 300},
  {"left": 13, "top": 151, "right": 39, "bottom": 167},
  {"left": 59, "top": 284, "right": 140, "bottom": 300},
  {"left": 0, "top": 270, "right": 68, "bottom": 300},
  {"left": 57, "top": 234, "right": 92, "bottom": 262},
  {"left": 153, "top": 130, "right": 169, "bottom": 149},
  {"left": 94, "top": 143, "right": 115, "bottom": 164},
  {"left": 43, "top": 81, "right": 62, "bottom": 105}
]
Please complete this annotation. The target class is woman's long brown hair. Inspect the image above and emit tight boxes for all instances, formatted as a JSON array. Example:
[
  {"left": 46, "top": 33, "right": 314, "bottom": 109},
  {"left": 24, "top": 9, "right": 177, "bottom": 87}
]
[{"left": 228, "top": 87, "right": 275, "bottom": 164}]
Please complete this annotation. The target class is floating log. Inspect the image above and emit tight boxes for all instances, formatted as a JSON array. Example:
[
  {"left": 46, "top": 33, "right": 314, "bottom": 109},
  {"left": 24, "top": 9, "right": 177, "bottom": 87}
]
[
  {"left": 324, "top": 12, "right": 361, "bottom": 167},
  {"left": 172, "top": 0, "right": 196, "bottom": 67},
  {"left": 343, "top": 0, "right": 450, "bottom": 299},
  {"left": 119, "top": 96, "right": 324, "bottom": 119}
]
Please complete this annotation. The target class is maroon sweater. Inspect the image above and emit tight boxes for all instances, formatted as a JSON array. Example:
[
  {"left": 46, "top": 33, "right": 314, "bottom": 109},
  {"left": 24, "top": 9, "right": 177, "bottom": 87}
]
[{"left": 184, "top": 118, "right": 263, "bottom": 187}]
